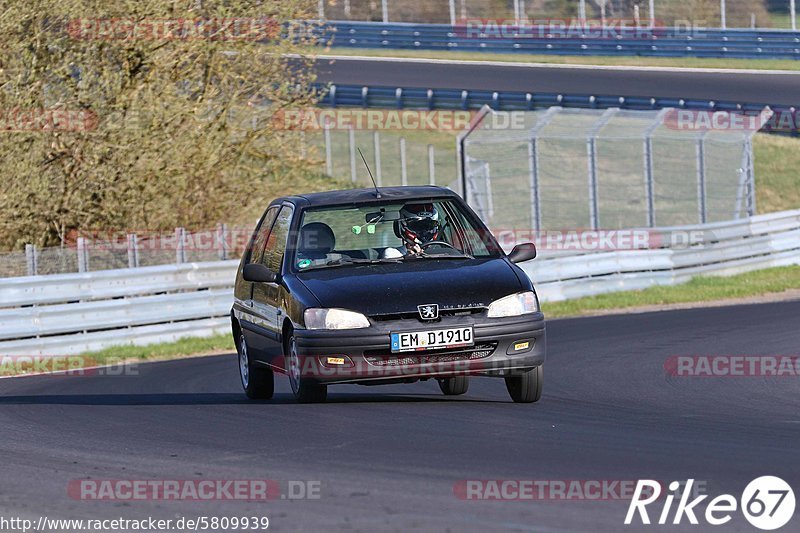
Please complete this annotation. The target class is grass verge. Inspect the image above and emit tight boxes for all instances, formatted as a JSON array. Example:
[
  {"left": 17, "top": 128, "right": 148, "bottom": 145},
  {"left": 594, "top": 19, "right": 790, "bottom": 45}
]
[
  {"left": 542, "top": 265, "right": 800, "bottom": 318},
  {"left": 79, "top": 334, "right": 236, "bottom": 366},
  {"left": 753, "top": 134, "right": 800, "bottom": 213},
  {"left": 317, "top": 47, "right": 800, "bottom": 71}
]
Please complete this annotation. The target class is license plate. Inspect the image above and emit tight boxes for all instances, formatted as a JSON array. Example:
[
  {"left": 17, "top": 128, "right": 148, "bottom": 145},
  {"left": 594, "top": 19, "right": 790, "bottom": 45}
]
[{"left": 390, "top": 327, "right": 473, "bottom": 353}]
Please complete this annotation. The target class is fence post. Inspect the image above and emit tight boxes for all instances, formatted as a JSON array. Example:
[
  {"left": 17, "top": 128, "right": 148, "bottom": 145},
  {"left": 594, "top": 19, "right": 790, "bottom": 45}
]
[
  {"left": 324, "top": 127, "right": 333, "bottom": 176},
  {"left": 428, "top": 144, "right": 436, "bottom": 185},
  {"left": 400, "top": 137, "right": 408, "bottom": 186},
  {"left": 579, "top": 0, "right": 587, "bottom": 29},
  {"left": 792, "top": 0, "right": 797, "bottom": 31},
  {"left": 696, "top": 135, "right": 708, "bottom": 224},
  {"left": 449, "top": 0, "right": 456, "bottom": 25},
  {"left": 528, "top": 137, "right": 541, "bottom": 232},
  {"left": 175, "top": 227, "right": 186, "bottom": 264},
  {"left": 216, "top": 223, "right": 228, "bottom": 261},
  {"left": 746, "top": 137, "right": 756, "bottom": 216},
  {"left": 344, "top": 0, "right": 351, "bottom": 17},
  {"left": 642, "top": 108, "right": 667, "bottom": 227},
  {"left": 720, "top": 0, "right": 727, "bottom": 29},
  {"left": 349, "top": 127, "right": 357, "bottom": 182},
  {"left": 127, "top": 233, "right": 139, "bottom": 268},
  {"left": 318, "top": 0, "right": 324, "bottom": 19},
  {"left": 373, "top": 131, "right": 383, "bottom": 186},
  {"left": 77, "top": 237, "right": 88, "bottom": 273},
  {"left": 25, "top": 244, "right": 38, "bottom": 276},
  {"left": 381, "top": 0, "right": 388, "bottom": 23},
  {"left": 513, "top": 0, "right": 520, "bottom": 25},
  {"left": 643, "top": 136, "right": 655, "bottom": 227},
  {"left": 587, "top": 137, "right": 600, "bottom": 230}
]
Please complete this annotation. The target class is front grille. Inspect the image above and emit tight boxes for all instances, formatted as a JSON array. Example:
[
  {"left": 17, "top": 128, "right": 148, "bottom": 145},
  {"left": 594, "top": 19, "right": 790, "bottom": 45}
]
[
  {"left": 370, "top": 307, "right": 484, "bottom": 323},
  {"left": 364, "top": 343, "right": 497, "bottom": 367}
]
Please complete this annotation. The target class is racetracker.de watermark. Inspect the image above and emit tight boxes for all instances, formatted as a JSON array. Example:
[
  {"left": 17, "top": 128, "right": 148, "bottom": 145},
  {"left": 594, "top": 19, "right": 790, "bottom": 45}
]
[
  {"left": 67, "top": 17, "right": 280, "bottom": 41},
  {"left": 0, "top": 356, "right": 138, "bottom": 377},
  {"left": 68, "top": 479, "right": 320, "bottom": 501},
  {"left": 453, "top": 479, "right": 707, "bottom": 501},
  {"left": 0, "top": 108, "right": 97, "bottom": 132},
  {"left": 453, "top": 18, "right": 710, "bottom": 39},
  {"left": 665, "top": 355, "right": 800, "bottom": 377},
  {"left": 662, "top": 109, "right": 798, "bottom": 133},
  {"left": 493, "top": 229, "right": 714, "bottom": 252},
  {"left": 270, "top": 108, "right": 528, "bottom": 132}
]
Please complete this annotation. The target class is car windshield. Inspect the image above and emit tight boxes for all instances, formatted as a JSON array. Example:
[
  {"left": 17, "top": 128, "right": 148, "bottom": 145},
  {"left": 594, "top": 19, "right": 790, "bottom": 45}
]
[{"left": 293, "top": 198, "right": 501, "bottom": 271}]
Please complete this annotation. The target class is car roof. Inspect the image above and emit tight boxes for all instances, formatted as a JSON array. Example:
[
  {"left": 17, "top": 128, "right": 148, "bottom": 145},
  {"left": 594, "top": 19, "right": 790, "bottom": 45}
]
[{"left": 278, "top": 186, "right": 460, "bottom": 208}]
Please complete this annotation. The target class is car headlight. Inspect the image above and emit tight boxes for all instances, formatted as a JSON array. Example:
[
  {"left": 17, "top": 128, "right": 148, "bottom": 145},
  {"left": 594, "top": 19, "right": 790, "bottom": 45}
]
[
  {"left": 304, "top": 308, "right": 370, "bottom": 330},
  {"left": 486, "top": 291, "right": 539, "bottom": 318}
]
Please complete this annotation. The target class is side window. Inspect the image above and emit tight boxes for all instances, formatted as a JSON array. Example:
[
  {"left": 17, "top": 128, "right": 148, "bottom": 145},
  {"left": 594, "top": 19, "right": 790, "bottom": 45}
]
[
  {"left": 248, "top": 206, "right": 279, "bottom": 265},
  {"left": 261, "top": 206, "right": 293, "bottom": 273}
]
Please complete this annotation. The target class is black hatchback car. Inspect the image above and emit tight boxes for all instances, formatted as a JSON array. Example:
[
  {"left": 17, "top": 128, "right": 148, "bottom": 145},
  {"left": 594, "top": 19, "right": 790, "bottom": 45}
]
[{"left": 231, "top": 186, "right": 545, "bottom": 403}]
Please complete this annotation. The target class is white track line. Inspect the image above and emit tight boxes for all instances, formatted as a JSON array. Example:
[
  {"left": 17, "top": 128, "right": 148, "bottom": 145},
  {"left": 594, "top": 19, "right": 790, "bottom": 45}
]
[{"left": 315, "top": 53, "right": 800, "bottom": 76}]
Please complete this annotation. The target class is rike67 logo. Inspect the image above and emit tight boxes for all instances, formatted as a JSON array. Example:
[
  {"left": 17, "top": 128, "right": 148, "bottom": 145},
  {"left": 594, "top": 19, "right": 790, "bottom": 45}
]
[{"left": 626, "top": 477, "right": 795, "bottom": 530}]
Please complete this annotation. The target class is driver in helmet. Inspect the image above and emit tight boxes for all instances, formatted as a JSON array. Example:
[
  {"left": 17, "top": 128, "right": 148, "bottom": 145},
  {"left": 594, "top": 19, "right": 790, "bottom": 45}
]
[{"left": 397, "top": 203, "right": 441, "bottom": 255}]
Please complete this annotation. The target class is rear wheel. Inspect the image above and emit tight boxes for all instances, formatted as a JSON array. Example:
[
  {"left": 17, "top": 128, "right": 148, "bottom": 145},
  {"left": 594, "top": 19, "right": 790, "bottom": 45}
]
[
  {"left": 286, "top": 333, "right": 327, "bottom": 403},
  {"left": 238, "top": 332, "right": 274, "bottom": 400},
  {"left": 504, "top": 365, "right": 543, "bottom": 403},
  {"left": 438, "top": 376, "right": 469, "bottom": 396}
]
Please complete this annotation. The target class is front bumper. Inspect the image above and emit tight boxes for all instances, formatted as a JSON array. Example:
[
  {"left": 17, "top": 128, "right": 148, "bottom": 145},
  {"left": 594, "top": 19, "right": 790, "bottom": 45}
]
[{"left": 293, "top": 312, "right": 546, "bottom": 385}]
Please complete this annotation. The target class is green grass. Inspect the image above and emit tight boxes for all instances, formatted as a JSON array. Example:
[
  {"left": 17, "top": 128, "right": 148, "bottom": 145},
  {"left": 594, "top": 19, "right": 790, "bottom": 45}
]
[
  {"left": 3, "top": 334, "right": 236, "bottom": 377},
  {"left": 81, "top": 333, "right": 235, "bottom": 366},
  {"left": 768, "top": 13, "right": 799, "bottom": 30},
  {"left": 753, "top": 134, "right": 800, "bottom": 213},
  {"left": 317, "top": 46, "right": 800, "bottom": 71},
  {"left": 542, "top": 265, "right": 800, "bottom": 318}
]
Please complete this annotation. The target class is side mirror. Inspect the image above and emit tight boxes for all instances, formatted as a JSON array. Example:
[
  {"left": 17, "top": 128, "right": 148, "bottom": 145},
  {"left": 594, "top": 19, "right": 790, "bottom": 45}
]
[
  {"left": 243, "top": 263, "right": 278, "bottom": 283},
  {"left": 507, "top": 242, "right": 537, "bottom": 263}
]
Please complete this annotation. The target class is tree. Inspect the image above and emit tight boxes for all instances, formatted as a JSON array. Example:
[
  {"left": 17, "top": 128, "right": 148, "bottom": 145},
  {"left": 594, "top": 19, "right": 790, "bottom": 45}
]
[{"left": 0, "top": 0, "right": 324, "bottom": 249}]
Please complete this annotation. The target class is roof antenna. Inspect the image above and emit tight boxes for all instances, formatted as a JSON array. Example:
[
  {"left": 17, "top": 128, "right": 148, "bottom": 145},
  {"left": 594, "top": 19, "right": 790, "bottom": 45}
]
[{"left": 357, "top": 147, "right": 381, "bottom": 199}]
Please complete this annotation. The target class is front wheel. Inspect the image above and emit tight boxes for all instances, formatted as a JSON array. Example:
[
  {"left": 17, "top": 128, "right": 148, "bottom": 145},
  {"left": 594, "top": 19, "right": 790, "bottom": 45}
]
[
  {"left": 238, "top": 332, "right": 274, "bottom": 400},
  {"left": 438, "top": 376, "right": 469, "bottom": 396},
  {"left": 504, "top": 365, "right": 543, "bottom": 403},
  {"left": 286, "top": 333, "right": 327, "bottom": 403}
]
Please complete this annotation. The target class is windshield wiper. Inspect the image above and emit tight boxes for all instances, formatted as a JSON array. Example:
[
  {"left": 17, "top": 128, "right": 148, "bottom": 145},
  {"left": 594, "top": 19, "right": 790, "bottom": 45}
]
[
  {"left": 411, "top": 251, "right": 474, "bottom": 260},
  {"left": 299, "top": 257, "right": 404, "bottom": 270}
]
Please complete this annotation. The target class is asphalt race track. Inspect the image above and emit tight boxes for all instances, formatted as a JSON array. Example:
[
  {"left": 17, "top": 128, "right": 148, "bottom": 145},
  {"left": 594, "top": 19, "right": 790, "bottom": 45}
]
[
  {"left": 1, "top": 300, "right": 799, "bottom": 532},
  {"left": 0, "top": 301, "right": 800, "bottom": 531},
  {"left": 314, "top": 56, "right": 800, "bottom": 106}
]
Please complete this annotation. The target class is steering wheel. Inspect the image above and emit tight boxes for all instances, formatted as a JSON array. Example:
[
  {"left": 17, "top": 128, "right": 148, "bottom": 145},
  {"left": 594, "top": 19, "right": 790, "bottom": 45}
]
[{"left": 421, "top": 241, "right": 460, "bottom": 252}]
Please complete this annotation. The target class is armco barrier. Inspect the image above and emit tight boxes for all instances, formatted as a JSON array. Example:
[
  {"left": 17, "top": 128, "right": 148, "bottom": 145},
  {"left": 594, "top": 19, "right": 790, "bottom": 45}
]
[
  {"left": 318, "top": 21, "right": 800, "bottom": 60},
  {"left": 317, "top": 83, "right": 790, "bottom": 116},
  {"left": 1, "top": 210, "right": 798, "bottom": 356},
  {"left": 0, "top": 261, "right": 238, "bottom": 356}
]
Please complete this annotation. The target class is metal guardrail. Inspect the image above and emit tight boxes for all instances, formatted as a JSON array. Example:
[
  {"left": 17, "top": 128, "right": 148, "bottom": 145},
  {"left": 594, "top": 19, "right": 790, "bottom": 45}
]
[
  {"left": 319, "top": 21, "right": 800, "bottom": 60},
  {"left": 524, "top": 210, "right": 800, "bottom": 301},
  {"left": 0, "top": 261, "right": 238, "bottom": 356},
  {"left": 317, "top": 83, "right": 790, "bottom": 117},
  {"left": 2, "top": 210, "right": 798, "bottom": 356}
]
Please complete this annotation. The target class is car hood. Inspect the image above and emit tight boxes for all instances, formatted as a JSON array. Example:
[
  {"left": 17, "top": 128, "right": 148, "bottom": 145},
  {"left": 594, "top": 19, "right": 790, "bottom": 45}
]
[{"left": 296, "top": 258, "right": 524, "bottom": 316}]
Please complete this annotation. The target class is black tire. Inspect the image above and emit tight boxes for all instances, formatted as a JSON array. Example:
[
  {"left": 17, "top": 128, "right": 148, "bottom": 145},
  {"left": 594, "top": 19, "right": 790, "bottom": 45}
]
[
  {"left": 504, "top": 365, "right": 543, "bottom": 403},
  {"left": 438, "top": 376, "right": 469, "bottom": 396},
  {"left": 238, "top": 331, "right": 274, "bottom": 400},
  {"left": 286, "top": 333, "right": 327, "bottom": 403}
]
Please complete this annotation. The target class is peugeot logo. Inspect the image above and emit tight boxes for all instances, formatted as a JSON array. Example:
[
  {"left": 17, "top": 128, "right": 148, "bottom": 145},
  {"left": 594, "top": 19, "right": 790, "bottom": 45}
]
[{"left": 418, "top": 304, "right": 439, "bottom": 320}]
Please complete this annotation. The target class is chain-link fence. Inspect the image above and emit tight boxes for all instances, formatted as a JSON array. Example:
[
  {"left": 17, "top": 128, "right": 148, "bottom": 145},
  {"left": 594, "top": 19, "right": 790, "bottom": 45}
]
[
  {"left": 318, "top": 0, "right": 796, "bottom": 30},
  {"left": 0, "top": 225, "right": 251, "bottom": 279},
  {"left": 304, "top": 127, "right": 461, "bottom": 191},
  {"left": 461, "top": 106, "right": 767, "bottom": 232}
]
